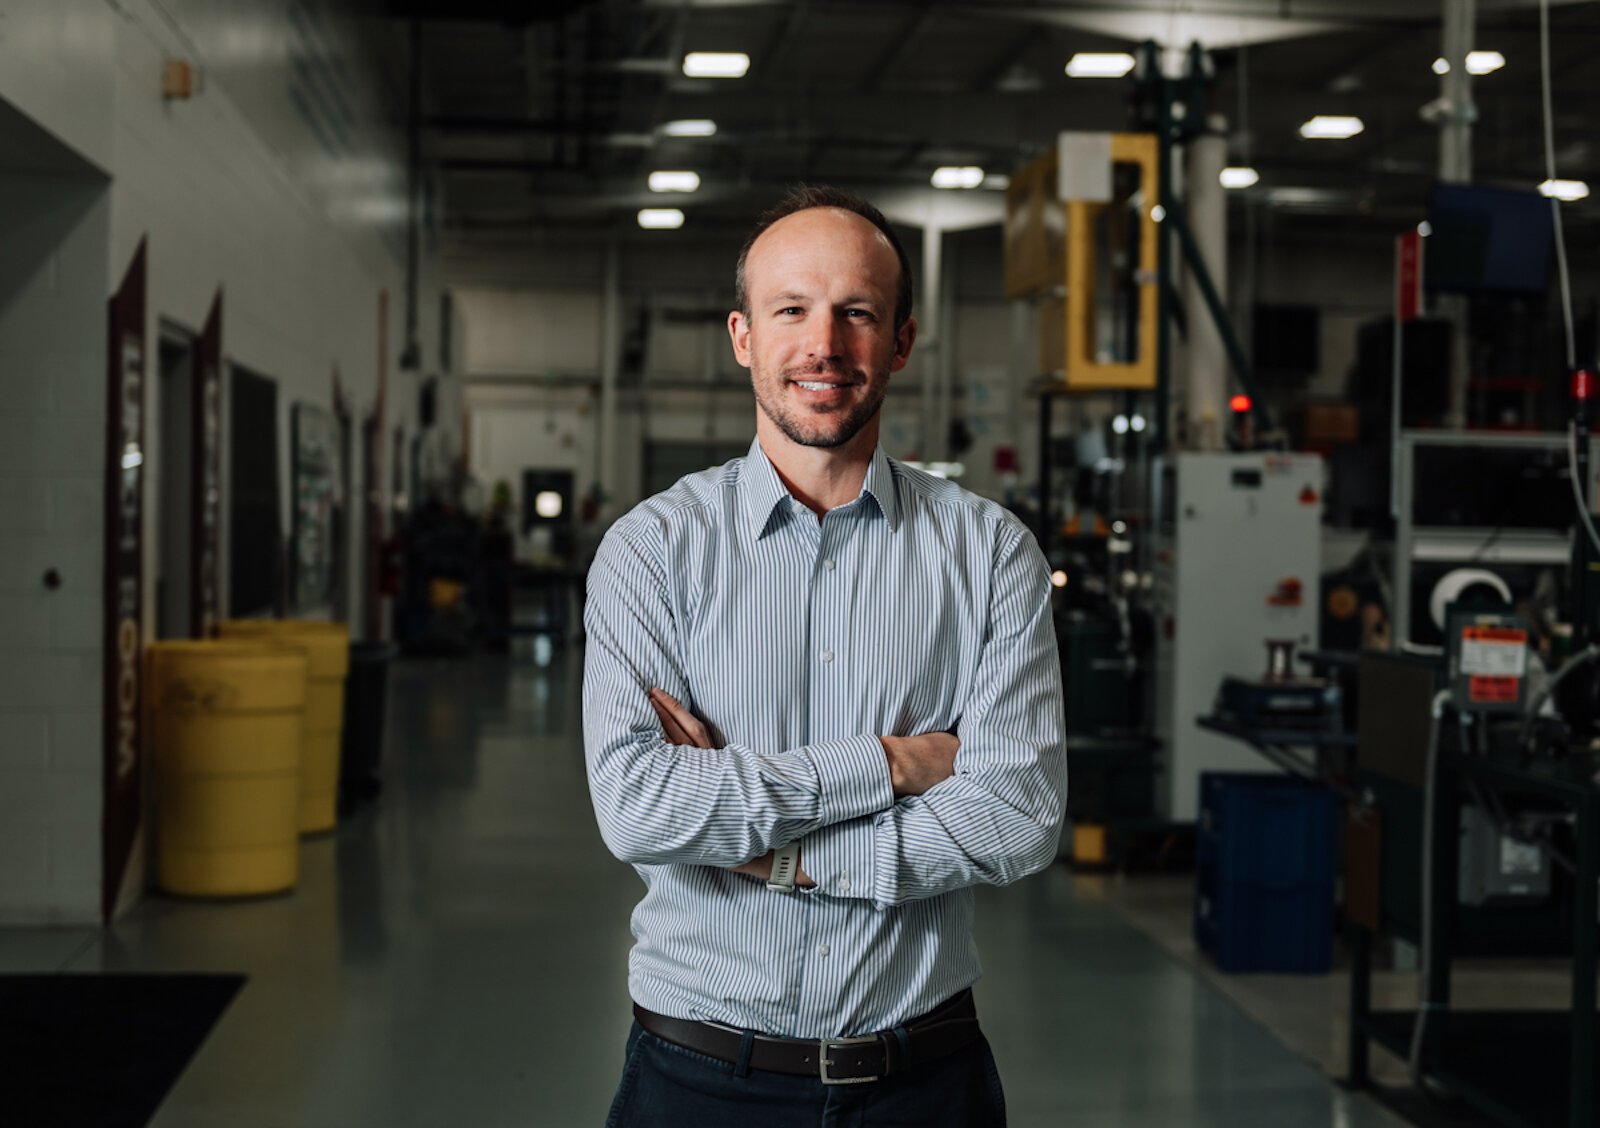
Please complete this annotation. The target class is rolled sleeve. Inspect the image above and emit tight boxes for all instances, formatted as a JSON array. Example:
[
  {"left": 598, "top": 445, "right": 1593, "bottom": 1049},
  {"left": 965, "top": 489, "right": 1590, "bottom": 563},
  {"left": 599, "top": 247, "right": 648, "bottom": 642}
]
[{"left": 806, "top": 735, "right": 894, "bottom": 826}]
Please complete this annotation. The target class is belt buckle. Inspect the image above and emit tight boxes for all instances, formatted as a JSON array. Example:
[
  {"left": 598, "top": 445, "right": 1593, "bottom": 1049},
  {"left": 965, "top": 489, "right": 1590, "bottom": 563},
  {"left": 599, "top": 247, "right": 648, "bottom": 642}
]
[{"left": 819, "top": 1034, "right": 882, "bottom": 1085}]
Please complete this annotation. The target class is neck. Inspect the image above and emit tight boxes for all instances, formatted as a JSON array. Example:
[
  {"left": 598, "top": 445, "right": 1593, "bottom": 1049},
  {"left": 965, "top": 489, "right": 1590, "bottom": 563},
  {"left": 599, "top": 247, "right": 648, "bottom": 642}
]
[{"left": 756, "top": 415, "right": 879, "bottom": 517}]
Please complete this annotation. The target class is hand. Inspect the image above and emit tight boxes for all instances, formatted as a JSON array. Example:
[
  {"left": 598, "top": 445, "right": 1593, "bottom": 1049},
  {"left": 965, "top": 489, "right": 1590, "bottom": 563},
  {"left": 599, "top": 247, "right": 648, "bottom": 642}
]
[
  {"left": 649, "top": 688, "right": 714, "bottom": 749},
  {"left": 880, "top": 730, "right": 960, "bottom": 797}
]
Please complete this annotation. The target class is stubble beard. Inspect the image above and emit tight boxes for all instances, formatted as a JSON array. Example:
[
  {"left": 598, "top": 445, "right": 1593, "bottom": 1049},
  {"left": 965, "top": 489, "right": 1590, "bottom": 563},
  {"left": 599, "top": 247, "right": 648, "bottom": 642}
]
[{"left": 752, "top": 360, "right": 891, "bottom": 450}]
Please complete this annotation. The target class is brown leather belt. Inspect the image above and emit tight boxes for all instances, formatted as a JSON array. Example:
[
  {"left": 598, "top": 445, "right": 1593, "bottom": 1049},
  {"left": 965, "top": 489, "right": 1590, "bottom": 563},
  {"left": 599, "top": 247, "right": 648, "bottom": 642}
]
[{"left": 632, "top": 989, "right": 982, "bottom": 1085}]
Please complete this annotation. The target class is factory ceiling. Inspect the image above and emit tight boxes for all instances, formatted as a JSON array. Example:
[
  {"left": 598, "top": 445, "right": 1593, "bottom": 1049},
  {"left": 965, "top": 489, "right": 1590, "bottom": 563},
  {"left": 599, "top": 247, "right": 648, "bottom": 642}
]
[{"left": 378, "top": 0, "right": 1599, "bottom": 242}]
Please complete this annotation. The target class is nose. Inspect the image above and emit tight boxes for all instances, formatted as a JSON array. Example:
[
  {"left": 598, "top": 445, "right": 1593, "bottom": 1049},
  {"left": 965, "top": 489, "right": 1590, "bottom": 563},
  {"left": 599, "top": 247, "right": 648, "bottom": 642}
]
[{"left": 806, "top": 314, "right": 844, "bottom": 363}]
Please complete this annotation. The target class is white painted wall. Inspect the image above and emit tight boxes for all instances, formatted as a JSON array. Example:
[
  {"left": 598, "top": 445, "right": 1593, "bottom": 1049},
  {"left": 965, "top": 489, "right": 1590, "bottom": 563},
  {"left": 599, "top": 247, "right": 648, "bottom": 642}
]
[
  {"left": 0, "top": 0, "right": 449, "bottom": 923},
  {"left": 0, "top": 166, "right": 112, "bottom": 925}
]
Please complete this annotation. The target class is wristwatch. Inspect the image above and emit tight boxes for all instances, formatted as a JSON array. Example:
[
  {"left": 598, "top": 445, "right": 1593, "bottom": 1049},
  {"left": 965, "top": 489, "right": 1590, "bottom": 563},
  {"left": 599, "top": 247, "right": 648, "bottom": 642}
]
[{"left": 766, "top": 842, "right": 800, "bottom": 892}]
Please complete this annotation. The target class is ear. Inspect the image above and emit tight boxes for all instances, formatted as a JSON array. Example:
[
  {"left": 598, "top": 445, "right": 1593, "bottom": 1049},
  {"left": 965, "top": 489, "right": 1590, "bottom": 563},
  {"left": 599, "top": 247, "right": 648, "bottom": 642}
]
[
  {"left": 728, "top": 310, "right": 753, "bottom": 369},
  {"left": 888, "top": 316, "right": 917, "bottom": 373}
]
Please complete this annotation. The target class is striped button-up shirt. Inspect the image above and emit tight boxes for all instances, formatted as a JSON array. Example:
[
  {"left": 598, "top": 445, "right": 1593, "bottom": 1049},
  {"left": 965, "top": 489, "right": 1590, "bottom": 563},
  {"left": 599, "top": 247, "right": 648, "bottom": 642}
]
[{"left": 583, "top": 438, "right": 1067, "bottom": 1038}]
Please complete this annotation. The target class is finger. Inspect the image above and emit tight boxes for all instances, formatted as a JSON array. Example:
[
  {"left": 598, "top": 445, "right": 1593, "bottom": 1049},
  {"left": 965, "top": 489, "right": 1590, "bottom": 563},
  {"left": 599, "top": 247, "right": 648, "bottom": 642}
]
[
  {"left": 652, "top": 690, "right": 713, "bottom": 749},
  {"left": 650, "top": 697, "right": 695, "bottom": 746},
  {"left": 683, "top": 717, "right": 712, "bottom": 750}
]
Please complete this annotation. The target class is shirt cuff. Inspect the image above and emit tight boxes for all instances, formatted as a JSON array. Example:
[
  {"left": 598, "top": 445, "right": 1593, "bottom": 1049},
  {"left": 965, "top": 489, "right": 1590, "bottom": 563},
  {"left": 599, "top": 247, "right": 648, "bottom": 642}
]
[
  {"left": 801, "top": 818, "right": 876, "bottom": 901},
  {"left": 806, "top": 734, "right": 894, "bottom": 826}
]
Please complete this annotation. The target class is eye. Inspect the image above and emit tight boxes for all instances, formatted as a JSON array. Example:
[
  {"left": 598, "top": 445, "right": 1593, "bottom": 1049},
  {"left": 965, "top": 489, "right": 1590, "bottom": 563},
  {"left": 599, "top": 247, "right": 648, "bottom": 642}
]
[
  {"left": 776, "top": 306, "right": 804, "bottom": 317},
  {"left": 845, "top": 308, "right": 875, "bottom": 321}
]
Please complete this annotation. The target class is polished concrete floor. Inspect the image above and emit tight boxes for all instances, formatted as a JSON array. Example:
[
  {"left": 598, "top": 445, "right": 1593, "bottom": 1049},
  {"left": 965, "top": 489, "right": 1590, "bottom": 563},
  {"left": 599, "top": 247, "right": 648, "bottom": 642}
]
[{"left": 1, "top": 650, "right": 1408, "bottom": 1127}]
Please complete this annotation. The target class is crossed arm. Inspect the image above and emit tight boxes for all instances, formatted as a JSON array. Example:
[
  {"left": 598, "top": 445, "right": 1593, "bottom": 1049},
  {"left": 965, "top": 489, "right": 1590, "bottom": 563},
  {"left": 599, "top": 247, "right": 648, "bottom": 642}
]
[
  {"left": 646, "top": 686, "right": 959, "bottom": 885},
  {"left": 582, "top": 521, "right": 1066, "bottom": 906}
]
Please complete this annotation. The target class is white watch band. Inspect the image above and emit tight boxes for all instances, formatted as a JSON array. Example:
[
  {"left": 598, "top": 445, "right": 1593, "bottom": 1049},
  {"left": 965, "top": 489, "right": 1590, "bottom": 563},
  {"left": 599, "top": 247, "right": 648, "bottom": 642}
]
[{"left": 766, "top": 842, "right": 801, "bottom": 892}]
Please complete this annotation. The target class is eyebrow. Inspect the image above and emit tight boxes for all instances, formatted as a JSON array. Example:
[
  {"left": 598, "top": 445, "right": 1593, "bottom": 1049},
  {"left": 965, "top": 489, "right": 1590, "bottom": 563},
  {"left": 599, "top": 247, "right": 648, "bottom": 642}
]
[{"left": 769, "top": 292, "right": 884, "bottom": 309}]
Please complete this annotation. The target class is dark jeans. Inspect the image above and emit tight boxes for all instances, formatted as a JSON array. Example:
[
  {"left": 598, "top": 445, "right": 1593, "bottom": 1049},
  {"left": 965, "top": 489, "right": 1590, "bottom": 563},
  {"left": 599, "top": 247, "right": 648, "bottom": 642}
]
[{"left": 605, "top": 1020, "right": 1007, "bottom": 1127}]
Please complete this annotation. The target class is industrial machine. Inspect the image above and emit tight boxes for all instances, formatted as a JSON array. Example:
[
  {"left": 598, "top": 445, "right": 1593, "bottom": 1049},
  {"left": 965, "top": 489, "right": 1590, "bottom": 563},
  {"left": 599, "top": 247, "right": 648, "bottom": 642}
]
[
  {"left": 1151, "top": 451, "right": 1324, "bottom": 821},
  {"left": 1345, "top": 376, "right": 1600, "bottom": 1128}
]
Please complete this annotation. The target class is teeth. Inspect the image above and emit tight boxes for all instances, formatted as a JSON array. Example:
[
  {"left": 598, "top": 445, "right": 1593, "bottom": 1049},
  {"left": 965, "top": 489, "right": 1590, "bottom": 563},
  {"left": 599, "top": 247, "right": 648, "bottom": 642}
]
[{"left": 796, "top": 381, "right": 835, "bottom": 391}]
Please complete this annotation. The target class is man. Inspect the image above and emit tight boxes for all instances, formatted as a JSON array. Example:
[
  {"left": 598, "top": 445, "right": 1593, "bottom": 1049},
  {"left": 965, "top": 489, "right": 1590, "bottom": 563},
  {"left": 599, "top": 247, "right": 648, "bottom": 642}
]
[{"left": 583, "top": 186, "right": 1066, "bottom": 1126}]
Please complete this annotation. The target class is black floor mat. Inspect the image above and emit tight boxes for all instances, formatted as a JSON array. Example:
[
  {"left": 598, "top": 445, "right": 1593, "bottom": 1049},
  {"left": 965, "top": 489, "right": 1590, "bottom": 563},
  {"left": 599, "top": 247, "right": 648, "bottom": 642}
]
[{"left": 0, "top": 973, "right": 245, "bottom": 1128}]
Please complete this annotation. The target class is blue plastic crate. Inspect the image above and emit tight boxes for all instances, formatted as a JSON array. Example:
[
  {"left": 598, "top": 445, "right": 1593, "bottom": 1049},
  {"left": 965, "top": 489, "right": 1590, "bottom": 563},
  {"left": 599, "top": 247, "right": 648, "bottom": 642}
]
[{"left": 1194, "top": 772, "right": 1337, "bottom": 974}]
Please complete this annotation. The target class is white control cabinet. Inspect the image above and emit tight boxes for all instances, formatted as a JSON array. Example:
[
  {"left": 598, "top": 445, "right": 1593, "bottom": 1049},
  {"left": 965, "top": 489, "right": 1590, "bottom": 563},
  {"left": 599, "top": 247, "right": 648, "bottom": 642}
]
[{"left": 1151, "top": 452, "right": 1325, "bottom": 820}]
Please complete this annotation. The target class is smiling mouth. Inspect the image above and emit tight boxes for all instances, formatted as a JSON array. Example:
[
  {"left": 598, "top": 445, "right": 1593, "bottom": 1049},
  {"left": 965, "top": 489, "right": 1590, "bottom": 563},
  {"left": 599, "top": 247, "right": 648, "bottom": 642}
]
[{"left": 792, "top": 380, "right": 851, "bottom": 391}]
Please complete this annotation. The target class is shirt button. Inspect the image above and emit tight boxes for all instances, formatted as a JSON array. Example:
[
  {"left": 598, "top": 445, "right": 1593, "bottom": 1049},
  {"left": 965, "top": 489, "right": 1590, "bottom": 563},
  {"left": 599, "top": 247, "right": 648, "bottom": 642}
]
[
  {"left": 817, "top": 944, "right": 831, "bottom": 957},
  {"left": 823, "top": 559, "right": 836, "bottom": 572},
  {"left": 838, "top": 877, "right": 851, "bottom": 892},
  {"left": 820, "top": 650, "right": 834, "bottom": 663}
]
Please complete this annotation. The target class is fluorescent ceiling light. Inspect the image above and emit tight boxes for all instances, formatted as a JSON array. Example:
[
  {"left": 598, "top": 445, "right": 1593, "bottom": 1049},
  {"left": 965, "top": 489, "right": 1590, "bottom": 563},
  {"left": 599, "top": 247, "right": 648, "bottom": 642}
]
[
  {"left": 682, "top": 52, "right": 749, "bottom": 78},
  {"left": 661, "top": 119, "right": 716, "bottom": 137},
  {"left": 1065, "top": 52, "right": 1135, "bottom": 79},
  {"left": 1299, "top": 115, "right": 1364, "bottom": 139},
  {"left": 637, "top": 208, "right": 685, "bottom": 229},
  {"left": 930, "top": 166, "right": 984, "bottom": 190},
  {"left": 1467, "top": 50, "right": 1505, "bottom": 75},
  {"left": 647, "top": 170, "right": 700, "bottom": 192},
  {"left": 1432, "top": 51, "right": 1505, "bottom": 76},
  {"left": 1219, "top": 166, "right": 1260, "bottom": 189},
  {"left": 1539, "top": 178, "right": 1590, "bottom": 202}
]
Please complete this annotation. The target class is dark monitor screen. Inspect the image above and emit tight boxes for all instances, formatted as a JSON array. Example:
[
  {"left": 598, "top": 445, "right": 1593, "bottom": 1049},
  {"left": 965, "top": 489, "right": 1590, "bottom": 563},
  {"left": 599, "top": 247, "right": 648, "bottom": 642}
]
[
  {"left": 1253, "top": 303, "right": 1320, "bottom": 384},
  {"left": 1425, "top": 183, "right": 1553, "bottom": 296}
]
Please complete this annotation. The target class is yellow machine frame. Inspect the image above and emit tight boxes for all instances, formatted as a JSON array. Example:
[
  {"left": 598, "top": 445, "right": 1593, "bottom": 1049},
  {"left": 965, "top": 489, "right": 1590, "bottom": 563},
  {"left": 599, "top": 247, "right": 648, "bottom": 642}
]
[
  {"left": 1065, "top": 133, "right": 1159, "bottom": 391},
  {"left": 1005, "top": 132, "right": 1160, "bottom": 392}
]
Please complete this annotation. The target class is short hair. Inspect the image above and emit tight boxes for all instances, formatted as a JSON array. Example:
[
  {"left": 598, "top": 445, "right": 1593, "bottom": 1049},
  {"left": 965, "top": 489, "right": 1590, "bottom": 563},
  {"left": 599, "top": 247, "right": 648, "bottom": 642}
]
[{"left": 734, "top": 186, "right": 914, "bottom": 329}]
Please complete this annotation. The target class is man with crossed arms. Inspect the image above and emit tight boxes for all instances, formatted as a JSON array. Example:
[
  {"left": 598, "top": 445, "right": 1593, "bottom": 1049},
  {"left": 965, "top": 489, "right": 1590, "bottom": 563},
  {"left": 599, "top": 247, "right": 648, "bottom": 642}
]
[{"left": 584, "top": 186, "right": 1067, "bottom": 1126}]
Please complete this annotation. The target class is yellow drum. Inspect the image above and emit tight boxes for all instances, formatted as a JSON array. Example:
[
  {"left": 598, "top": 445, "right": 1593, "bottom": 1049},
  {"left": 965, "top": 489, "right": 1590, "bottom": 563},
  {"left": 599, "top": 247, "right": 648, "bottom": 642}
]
[
  {"left": 216, "top": 620, "right": 351, "bottom": 834},
  {"left": 148, "top": 640, "right": 306, "bottom": 897}
]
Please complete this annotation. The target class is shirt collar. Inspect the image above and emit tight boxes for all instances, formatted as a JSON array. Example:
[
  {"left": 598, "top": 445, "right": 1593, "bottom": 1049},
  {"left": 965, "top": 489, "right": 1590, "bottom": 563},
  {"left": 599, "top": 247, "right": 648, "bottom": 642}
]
[{"left": 739, "top": 438, "right": 901, "bottom": 538}]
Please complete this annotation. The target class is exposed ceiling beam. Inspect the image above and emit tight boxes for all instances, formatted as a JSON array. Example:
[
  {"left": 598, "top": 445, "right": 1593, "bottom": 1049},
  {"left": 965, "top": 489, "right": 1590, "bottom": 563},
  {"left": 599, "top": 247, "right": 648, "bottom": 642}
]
[
  {"left": 755, "top": 1, "right": 812, "bottom": 90},
  {"left": 859, "top": 3, "right": 935, "bottom": 93},
  {"left": 970, "top": 25, "right": 1046, "bottom": 92}
]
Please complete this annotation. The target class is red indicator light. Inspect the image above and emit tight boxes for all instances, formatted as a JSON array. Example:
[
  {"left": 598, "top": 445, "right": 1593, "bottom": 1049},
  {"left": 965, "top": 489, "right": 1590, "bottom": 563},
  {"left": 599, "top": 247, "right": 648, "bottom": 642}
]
[
  {"left": 1574, "top": 368, "right": 1597, "bottom": 402},
  {"left": 1230, "top": 394, "right": 1252, "bottom": 414}
]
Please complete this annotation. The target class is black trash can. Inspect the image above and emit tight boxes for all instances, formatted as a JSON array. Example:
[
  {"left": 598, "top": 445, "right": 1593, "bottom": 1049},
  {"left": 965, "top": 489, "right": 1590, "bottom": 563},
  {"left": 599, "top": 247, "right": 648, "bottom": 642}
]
[{"left": 340, "top": 643, "right": 395, "bottom": 813}]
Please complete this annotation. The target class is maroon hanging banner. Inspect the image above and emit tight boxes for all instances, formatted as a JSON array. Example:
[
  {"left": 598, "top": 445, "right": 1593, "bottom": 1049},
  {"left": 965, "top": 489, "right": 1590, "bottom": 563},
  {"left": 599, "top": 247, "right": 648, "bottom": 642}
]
[
  {"left": 103, "top": 239, "right": 148, "bottom": 924},
  {"left": 191, "top": 292, "right": 223, "bottom": 637}
]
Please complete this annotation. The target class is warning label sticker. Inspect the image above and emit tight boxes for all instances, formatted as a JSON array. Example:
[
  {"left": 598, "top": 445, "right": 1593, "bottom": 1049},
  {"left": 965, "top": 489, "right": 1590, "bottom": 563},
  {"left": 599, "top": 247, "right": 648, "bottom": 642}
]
[
  {"left": 1460, "top": 627, "right": 1528, "bottom": 678},
  {"left": 1468, "top": 676, "right": 1520, "bottom": 704}
]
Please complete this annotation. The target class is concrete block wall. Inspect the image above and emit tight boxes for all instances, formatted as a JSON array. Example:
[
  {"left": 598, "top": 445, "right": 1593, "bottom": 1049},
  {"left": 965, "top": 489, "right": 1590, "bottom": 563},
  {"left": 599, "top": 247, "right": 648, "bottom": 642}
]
[{"left": 0, "top": 167, "right": 113, "bottom": 923}]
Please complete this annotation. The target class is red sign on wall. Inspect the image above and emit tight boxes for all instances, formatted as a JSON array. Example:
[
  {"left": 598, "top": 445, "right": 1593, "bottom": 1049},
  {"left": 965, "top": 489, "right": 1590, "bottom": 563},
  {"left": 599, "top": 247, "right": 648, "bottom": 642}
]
[
  {"left": 102, "top": 240, "right": 147, "bottom": 923},
  {"left": 1396, "top": 230, "right": 1423, "bottom": 323}
]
